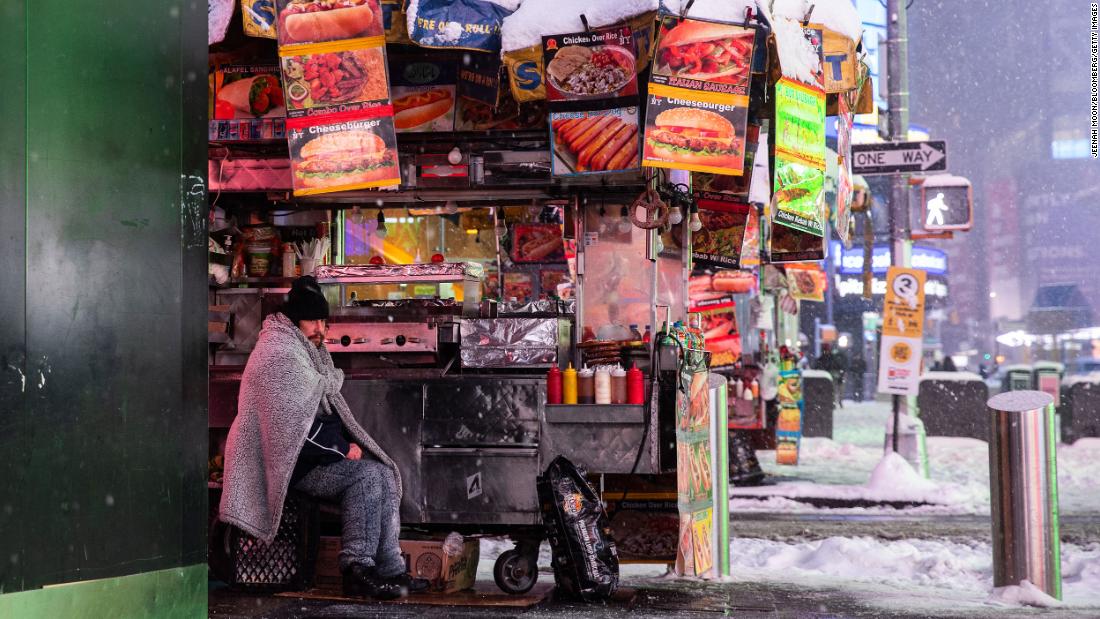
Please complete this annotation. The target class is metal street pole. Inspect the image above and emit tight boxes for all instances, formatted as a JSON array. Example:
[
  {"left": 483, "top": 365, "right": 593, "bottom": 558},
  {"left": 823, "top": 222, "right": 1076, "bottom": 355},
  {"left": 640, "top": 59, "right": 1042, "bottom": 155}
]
[{"left": 887, "top": 0, "right": 911, "bottom": 451}]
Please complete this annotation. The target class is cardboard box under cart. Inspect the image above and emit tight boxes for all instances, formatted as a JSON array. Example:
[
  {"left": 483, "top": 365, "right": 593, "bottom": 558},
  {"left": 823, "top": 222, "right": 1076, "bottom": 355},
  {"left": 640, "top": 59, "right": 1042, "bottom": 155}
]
[{"left": 315, "top": 536, "right": 479, "bottom": 593}]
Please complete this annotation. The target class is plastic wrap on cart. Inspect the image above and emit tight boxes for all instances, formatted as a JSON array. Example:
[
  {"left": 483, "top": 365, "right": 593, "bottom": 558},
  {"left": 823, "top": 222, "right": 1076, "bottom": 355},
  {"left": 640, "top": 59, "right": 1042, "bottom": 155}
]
[
  {"left": 498, "top": 299, "right": 575, "bottom": 316},
  {"left": 460, "top": 318, "right": 558, "bottom": 367}
]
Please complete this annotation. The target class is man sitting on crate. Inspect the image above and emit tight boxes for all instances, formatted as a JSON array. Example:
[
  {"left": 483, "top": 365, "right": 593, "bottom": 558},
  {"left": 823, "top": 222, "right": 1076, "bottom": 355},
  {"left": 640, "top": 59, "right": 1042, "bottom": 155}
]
[{"left": 219, "top": 275, "right": 428, "bottom": 600}]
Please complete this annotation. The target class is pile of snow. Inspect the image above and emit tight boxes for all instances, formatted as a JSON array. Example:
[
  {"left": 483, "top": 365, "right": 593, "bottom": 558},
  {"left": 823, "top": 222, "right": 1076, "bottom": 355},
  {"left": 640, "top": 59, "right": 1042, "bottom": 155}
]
[
  {"left": 770, "top": 0, "right": 862, "bottom": 41},
  {"left": 726, "top": 537, "right": 1100, "bottom": 611},
  {"left": 501, "top": 0, "right": 658, "bottom": 52},
  {"left": 988, "top": 580, "right": 1063, "bottom": 608},
  {"left": 660, "top": 0, "right": 759, "bottom": 24},
  {"left": 866, "top": 451, "right": 937, "bottom": 495},
  {"left": 1064, "top": 372, "right": 1100, "bottom": 387},
  {"left": 731, "top": 398, "right": 1100, "bottom": 515},
  {"left": 731, "top": 449, "right": 961, "bottom": 507},
  {"left": 800, "top": 368, "right": 833, "bottom": 381}
]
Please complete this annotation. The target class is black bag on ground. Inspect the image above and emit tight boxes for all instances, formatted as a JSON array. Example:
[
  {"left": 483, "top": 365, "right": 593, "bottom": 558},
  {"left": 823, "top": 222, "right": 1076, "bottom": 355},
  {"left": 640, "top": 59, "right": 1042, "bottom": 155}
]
[
  {"left": 537, "top": 455, "right": 619, "bottom": 601},
  {"left": 729, "top": 429, "right": 765, "bottom": 486}
]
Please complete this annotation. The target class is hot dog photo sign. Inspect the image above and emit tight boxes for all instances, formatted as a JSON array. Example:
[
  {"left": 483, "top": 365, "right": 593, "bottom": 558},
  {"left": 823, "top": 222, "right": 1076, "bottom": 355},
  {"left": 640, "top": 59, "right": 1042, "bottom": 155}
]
[{"left": 543, "top": 25, "right": 642, "bottom": 177}]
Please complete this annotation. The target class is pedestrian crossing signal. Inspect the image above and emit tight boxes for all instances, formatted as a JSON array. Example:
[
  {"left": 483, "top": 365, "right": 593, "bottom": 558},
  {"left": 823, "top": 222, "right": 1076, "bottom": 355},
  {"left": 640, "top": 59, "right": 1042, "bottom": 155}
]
[{"left": 918, "top": 175, "right": 972, "bottom": 232}]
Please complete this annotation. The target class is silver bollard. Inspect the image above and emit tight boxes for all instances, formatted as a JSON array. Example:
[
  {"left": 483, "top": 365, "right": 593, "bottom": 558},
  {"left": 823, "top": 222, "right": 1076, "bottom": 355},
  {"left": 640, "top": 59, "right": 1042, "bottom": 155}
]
[{"left": 987, "top": 390, "right": 1061, "bottom": 599}]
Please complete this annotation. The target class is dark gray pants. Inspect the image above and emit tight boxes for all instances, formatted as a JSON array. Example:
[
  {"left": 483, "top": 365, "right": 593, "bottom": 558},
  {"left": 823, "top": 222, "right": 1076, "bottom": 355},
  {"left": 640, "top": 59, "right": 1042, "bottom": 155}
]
[{"left": 293, "top": 458, "right": 404, "bottom": 576}]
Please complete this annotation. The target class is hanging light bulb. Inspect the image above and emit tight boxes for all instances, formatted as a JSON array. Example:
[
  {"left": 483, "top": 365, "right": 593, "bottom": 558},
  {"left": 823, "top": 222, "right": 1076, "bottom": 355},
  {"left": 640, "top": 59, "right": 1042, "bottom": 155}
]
[
  {"left": 375, "top": 209, "right": 388, "bottom": 239},
  {"left": 689, "top": 203, "right": 703, "bottom": 232},
  {"left": 668, "top": 205, "right": 684, "bottom": 225},
  {"left": 447, "top": 146, "right": 463, "bottom": 165},
  {"left": 618, "top": 205, "right": 633, "bottom": 234}
]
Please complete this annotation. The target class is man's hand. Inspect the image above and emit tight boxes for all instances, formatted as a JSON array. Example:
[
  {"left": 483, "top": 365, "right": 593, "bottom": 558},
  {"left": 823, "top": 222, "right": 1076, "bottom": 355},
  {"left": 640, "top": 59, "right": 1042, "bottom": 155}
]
[{"left": 347, "top": 443, "right": 363, "bottom": 460}]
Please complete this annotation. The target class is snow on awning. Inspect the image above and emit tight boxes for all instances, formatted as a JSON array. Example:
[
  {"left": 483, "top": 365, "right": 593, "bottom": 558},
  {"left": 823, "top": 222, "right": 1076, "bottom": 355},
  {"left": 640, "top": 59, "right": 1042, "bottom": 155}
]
[
  {"left": 770, "top": 11, "right": 822, "bottom": 86},
  {"left": 500, "top": 0, "right": 658, "bottom": 52},
  {"left": 921, "top": 174, "right": 972, "bottom": 188},
  {"left": 659, "top": 0, "right": 760, "bottom": 24},
  {"left": 770, "top": 0, "right": 863, "bottom": 42},
  {"left": 209, "top": 0, "right": 234, "bottom": 46}
]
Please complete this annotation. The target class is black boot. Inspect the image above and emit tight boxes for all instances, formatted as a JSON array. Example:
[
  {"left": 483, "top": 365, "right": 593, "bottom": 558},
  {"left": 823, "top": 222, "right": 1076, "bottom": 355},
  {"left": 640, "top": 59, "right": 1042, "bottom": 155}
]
[
  {"left": 385, "top": 572, "right": 432, "bottom": 594},
  {"left": 342, "top": 563, "right": 408, "bottom": 600}
]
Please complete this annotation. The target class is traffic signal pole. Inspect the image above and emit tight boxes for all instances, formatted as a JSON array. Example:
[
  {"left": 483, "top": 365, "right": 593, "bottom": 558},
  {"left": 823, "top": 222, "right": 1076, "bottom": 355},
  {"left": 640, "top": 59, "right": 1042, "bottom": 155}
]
[{"left": 886, "top": 0, "right": 911, "bottom": 452}]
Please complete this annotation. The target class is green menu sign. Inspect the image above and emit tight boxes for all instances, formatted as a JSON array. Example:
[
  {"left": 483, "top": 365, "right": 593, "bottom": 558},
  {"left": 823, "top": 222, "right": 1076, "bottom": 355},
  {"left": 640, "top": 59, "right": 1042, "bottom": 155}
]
[{"left": 773, "top": 77, "right": 826, "bottom": 236}]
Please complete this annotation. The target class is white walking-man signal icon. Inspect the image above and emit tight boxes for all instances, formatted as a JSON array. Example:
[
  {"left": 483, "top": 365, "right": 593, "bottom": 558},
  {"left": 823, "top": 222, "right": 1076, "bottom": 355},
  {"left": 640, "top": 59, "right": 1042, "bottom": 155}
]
[{"left": 926, "top": 192, "right": 949, "bottom": 227}]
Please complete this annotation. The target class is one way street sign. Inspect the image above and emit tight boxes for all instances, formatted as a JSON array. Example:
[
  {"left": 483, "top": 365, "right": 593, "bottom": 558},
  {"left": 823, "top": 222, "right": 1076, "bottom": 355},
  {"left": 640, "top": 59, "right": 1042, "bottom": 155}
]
[{"left": 851, "top": 140, "right": 947, "bottom": 175}]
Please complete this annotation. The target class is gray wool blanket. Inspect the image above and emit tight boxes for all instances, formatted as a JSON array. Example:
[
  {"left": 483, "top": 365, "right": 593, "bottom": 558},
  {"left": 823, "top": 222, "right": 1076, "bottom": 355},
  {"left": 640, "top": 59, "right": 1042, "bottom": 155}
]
[{"left": 219, "top": 313, "right": 401, "bottom": 543}]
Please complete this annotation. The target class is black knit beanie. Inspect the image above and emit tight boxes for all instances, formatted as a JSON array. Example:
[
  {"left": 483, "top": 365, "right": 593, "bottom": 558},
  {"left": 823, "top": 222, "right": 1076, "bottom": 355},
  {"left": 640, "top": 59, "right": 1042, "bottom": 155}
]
[{"left": 282, "top": 275, "right": 329, "bottom": 322}]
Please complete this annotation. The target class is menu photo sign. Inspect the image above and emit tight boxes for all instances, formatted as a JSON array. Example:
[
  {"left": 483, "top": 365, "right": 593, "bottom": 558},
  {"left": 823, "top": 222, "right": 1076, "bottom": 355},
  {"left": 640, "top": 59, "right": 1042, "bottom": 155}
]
[
  {"left": 835, "top": 95, "right": 854, "bottom": 244},
  {"left": 767, "top": 217, "right": 826, "bottom": 263},
  {"left": 668, "top": 324, "right": 719, "bottom": 577},
  {"left": 689, "top": 295, "right": 742, "bottom": 369},
  {"left": 775, "top": 369, "right": 803, "bottom": 465},
  {"left": 276, "top": 0, "right": 400, "bottom": 195},
  {"left": 877, "top": 267, "right": 927, "bottom": 396},
  {"left": 388, "top": 56, "right": 458, "bottom": 133},
  {"left": 786, "top": 263, "right": 827, "bottom": 302},
  {"left": 543, "top": 26, "right": 641, "bottom": 176},
  {"left": 692, "top": 192, "right": 751, "bottom": 269},
  {"left": 773, "top": 77, "right": 827, "bottom": 236},
  {"left": 740, "top": 206, "right": 761, "bottom": 267},
  {"left": 643, "top": 16, "right": 756, "bottom": 176}
]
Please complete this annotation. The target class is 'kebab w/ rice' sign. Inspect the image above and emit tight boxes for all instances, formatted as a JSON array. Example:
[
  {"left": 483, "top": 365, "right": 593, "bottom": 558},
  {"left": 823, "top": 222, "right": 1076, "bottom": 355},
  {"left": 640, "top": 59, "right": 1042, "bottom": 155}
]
[{"left": 772, "top": 77, "right": 827, "bottom": 236}]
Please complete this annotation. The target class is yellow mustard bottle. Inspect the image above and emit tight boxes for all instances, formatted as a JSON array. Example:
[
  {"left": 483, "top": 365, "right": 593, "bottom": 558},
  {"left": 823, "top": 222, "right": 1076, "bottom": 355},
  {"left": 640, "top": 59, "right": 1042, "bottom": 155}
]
[{"left": 562, "top": 363, "right": 578, "bottom": 404}]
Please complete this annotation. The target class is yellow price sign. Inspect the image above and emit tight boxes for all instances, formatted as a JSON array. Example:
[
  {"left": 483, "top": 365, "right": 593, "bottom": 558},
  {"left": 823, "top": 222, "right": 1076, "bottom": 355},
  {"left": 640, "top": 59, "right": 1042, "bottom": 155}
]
[{"left": 882, "top": 267, "right": 927, "bottom": 338}]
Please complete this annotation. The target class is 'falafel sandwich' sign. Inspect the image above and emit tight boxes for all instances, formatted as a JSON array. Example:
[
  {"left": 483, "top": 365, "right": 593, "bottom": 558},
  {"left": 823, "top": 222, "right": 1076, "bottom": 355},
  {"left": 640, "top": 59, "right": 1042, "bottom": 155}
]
[{"left": 642, "top": 16, "right": 757, "bottom": 176}]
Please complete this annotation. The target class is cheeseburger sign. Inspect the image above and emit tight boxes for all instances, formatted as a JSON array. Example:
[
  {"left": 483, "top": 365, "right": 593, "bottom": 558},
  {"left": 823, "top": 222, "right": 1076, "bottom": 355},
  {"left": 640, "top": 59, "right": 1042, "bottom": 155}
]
[{"left": 642, "top": 16, "right": 757, "bottom": 176}]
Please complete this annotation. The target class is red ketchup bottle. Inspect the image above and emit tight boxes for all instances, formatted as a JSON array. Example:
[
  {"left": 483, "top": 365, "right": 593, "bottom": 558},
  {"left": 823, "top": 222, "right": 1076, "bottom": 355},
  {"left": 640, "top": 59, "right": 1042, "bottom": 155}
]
[
  {"left": 547, "top": 365, "right": 563, "bottom": 405},
  {"left": 626, "top": 364, "right": 645, "bottom": 405}
]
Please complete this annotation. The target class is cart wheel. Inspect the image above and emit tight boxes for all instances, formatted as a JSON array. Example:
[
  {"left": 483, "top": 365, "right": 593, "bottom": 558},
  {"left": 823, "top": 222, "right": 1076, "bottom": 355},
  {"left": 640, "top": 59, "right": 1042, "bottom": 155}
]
[{"left": 493, "top": 549, "right": 538, "bottom": 594}]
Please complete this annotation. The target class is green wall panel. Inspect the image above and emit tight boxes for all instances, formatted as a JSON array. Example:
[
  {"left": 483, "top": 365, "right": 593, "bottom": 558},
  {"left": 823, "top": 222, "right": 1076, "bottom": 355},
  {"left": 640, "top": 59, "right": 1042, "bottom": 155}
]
[
  {"left": 0, "top": 0, "right": 208, "bottom": 604},
  {"left": 0, "top": 0, "right": 28, "bottom": 595},
  {"left": 0, "top": 564, "right": 206, "bottom": 619}
]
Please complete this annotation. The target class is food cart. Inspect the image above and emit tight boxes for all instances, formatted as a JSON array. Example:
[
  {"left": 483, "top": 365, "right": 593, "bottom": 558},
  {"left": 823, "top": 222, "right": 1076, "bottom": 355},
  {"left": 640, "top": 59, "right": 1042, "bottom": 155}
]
[{"left": 206, "top": 0, "right": 870, "bottom": 596}]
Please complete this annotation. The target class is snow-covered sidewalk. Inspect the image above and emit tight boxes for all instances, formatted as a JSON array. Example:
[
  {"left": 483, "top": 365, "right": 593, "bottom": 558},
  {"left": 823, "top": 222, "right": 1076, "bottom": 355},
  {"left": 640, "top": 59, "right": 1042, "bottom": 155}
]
[
  {"left": 724, "top": 536, "right": 1100, "bottom": 613},
  {"left": 731, "top": 399, "right": 1100, "bottom": 516}
]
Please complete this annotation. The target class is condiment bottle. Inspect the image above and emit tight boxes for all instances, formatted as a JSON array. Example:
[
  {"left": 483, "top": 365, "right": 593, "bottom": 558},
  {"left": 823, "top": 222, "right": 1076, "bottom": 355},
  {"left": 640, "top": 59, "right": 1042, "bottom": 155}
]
[
  {"left": 750, "top": 379, "right": 760, "bottom": 400},
  {"left": 281, "top": 242, "right": 296, "bottom": 277},
  {"left": 611, "top": 366, "right": 628, "bottom": 404},
  {"left": 577, "top": 367, "right": 595, "bottom": 404},
  {"left": 732, "top": 378, "right": 743, "bottom": 399},
  {"left": 547, "top": 366, "right": 563, "bottom": 405},
  {"left": 626, "top": 364, "right": 645, "bottom": 405},
  {"left": 562, "top": 363, "right": 578, "bottom": 404},
  {"left": 629, "top": 324, "right": 642, "bottom": 341},
  {"left": 642, "top": 325, "right": 652, "bottom": 345},
  {"left": 594, "top": 367, "right": 612, "bottom": 404}
]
